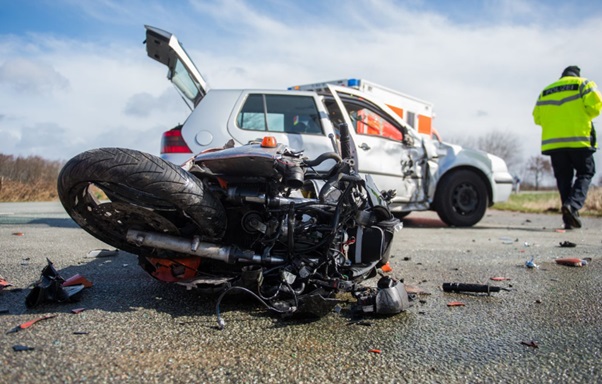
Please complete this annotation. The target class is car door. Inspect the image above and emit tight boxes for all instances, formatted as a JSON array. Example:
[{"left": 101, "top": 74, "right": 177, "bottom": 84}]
[
  {"left": 326, "top": 85, "right": 431, "bottom": 205},
  {"left": 145, "top": 25, "right": 209, "bottom": 109}
]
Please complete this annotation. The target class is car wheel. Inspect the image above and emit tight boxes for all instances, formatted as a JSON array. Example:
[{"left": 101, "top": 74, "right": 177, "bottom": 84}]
[{"left": 434, "top": 170, "right": 488, "bottom": 227}]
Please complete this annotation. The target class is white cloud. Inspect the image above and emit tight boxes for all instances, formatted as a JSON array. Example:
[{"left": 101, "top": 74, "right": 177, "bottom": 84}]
[
  {"left": 0, "top": 0, "right": 601, "bottom": 173},
  {"left": 0, "top": 58, "right": 70, "bottom": 94}
]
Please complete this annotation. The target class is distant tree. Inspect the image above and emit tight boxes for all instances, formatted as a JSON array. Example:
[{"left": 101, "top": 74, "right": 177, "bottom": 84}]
[
  {"left": 526, "top": 155, "right": 552, "bottom": 190},
  {"left": 446, "top": 130, "right": 523, "bottom": 173}
]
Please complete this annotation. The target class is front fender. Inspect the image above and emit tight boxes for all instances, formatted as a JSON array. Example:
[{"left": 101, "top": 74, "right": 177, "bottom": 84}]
[{"left": 432, "top": 142, "right": 512, "bottom": 205}]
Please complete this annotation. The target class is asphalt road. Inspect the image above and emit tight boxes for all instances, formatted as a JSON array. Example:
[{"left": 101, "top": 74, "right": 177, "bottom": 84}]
[{"left": 1, "top": 202, "right": 601, "bottom": 383}]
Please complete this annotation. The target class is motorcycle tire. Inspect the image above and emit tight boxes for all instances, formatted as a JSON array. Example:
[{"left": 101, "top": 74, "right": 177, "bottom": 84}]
[{"left": 58, "top": 148, "right": 226, "bottom": 254}]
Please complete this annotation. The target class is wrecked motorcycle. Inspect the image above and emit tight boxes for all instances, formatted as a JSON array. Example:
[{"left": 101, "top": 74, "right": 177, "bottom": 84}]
[{"left": 58, "top": 124, "right": 411, "bottom": 327}]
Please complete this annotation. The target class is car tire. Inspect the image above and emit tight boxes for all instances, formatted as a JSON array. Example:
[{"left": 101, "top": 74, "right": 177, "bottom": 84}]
[
  {"left": 434, "top": 169, "right": 488, "bottom": 227},
  {"left": 58, "top": 148, "right": 226, "bottom": 254}
]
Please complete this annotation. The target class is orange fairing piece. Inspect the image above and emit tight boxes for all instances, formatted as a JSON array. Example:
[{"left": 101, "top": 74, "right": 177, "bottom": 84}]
[
  {"left": 261, "top": 136, "right": 277, "bottom": 148},
  {"left": 144, "top": 257, "right": 201, "bottom": 282}
]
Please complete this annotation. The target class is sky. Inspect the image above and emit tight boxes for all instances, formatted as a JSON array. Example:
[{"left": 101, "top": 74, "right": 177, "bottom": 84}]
[{"left": 1, "top": 0, "right": 602, "bottom": 180}]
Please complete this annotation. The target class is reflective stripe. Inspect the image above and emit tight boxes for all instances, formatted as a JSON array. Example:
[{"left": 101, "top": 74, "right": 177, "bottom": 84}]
[
  {"left": 542, "top": 83, "right": 578, "bottom": 96},
  {"left": 579, "top": 80, "right": 589, "bottom": 95},
  {"left": 536, "top": 93, "right": 581, "bottom": 106},
  {"left": 541, "top": 136, "right": 590, "bottom": 145}
]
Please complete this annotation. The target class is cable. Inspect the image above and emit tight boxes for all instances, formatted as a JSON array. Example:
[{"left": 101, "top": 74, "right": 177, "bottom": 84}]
[{"left": 215, "top": 286, "right": 294, "bottom": 330}]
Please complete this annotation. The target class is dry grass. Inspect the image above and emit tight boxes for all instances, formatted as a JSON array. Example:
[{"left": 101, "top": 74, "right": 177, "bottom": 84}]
[
  {"left": 0, "top": 179, "right": 59, "bottom": 202},
  {"left": 493, "top": 186, "right": 602, "bottom": 217}
]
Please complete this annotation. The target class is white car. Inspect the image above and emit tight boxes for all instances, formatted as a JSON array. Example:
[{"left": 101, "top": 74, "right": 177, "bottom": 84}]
[{"left": 145, "top": 25, "right": 513, "bottom": 227}]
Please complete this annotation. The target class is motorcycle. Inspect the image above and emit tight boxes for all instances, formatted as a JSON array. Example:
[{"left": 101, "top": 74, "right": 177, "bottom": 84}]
[{"left": 57, "top": 124, "right": 411, "bottom": 328}]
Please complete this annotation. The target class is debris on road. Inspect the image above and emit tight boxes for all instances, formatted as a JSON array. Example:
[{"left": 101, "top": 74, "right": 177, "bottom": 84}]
[
  {"left": 447, "top": 301, "right": 466, "bottom": 307},
  {"left": 525, "top": 257, "right": 538, "bottom": 269},
  {"left": 443, "top": 283, "right": 510, "bottom": 295},
  {"left": 71, "top": 307, "right": 86, "bottom": 314},
  {"left": 12, "top": 232, "right": 24, "bottom": 236},
  {"left": 6, "top": 314, "right": 57, "bottom": 334},
  {"left": 368, "top": 349, "right": 382, "bottom": 354},
  {"left": 62, "top": 274, "right": 93, "bottom": 288},
  {"left": 12, "top": 345, "right": 35, "bottom": 352},
  {"left": 559, "top": 241, "right": 577, "bottom": 248},
  {"left": 86, "top": 249, "right": 119, "bottom": 258},
  {"left": 0, "top": 276, "right": 12, "bottom": 290},
  {"left": 555, "top": 258, "right": 591, "bottom": 267},
  {"left": 490, "top": 277, "right": 511, "bottom": 281},
  {"left": 521, "top": 340, "right": 539, "bottom": 349},
  {"left": 25, "top": 259, "right": 86, "bottom": 308}
]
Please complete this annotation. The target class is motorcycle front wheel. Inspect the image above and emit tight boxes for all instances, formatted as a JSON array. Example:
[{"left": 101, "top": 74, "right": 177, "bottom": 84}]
[{"left": 57, "top": 148, "right": 226, "bottom": 254}]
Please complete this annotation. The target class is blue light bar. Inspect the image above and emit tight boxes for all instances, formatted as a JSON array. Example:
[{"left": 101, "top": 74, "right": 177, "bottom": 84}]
[{"left": 347, "top": 78, "right": 360, "bottom": 87}]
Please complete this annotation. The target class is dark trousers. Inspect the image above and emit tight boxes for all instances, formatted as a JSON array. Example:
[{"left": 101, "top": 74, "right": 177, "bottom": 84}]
[{"left": 549, "top": 150, "right": 596, "bottom": 210}]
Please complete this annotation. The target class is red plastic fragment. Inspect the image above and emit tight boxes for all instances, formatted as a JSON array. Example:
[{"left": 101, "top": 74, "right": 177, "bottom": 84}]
[
  {"left": 368, "top": 349, "right": 382, "bottom": 354},
  {"left": 12, "top": 232, "right": 24, "bottom": 236},
  {"left": 62, "top": 274, "right": 93, "bottom": 288},
  {"left": 71, "top": 308, "right": 86, "bottom": 314},
  {"left": 555, "top": 258, "right": 585, "bottom": 267},
  {"left": 6, "top": 314, "right": 57, "bottom": 333},
  {"left": 0, "top": 277, "right": 12, "bottom": 289},
  {"left": 490, "top": 277, "right": 511, "bottom": 281},
  {"left": 447, "top": 301, "right": 465, "bottom": 307}
]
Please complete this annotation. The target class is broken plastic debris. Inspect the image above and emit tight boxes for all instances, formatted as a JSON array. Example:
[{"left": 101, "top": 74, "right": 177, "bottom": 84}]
[
  {"left": 0, "top": 277, "right": 12, "bottom": 290},
  {"left": 520, "top": 340, "right": 539, "bottom": 349},
  {"left": 555, "top": 257, "right": 591, "bottom": 267},
  {"left": 12, "top": 232, "right": 24, "bottom": 236},
  {"left": 443, "top": 283, "right": 510, "bottom": 295},
  {"left": 62, "top": 274, "right": 93, "bottom": 288},
  {"left": 25, "top": 259, "right": 86, "bottom": 308},
  {"left": 71, "top": 308, "right": 86, "bottom": 314},
  {"left": 13, "top": 345, "right": 35, "bottom": 352},
  {"left": 86, "top": 249, "right": 119, "bottom": 258},
  {"left": 554, "top": 228, "right": 566, "bottom": 233},
  {"left": 447, "top": 301, "right": 465, "bottom": 307},
  {"left": 368, "top": 349, "right": 382, "bottom": 354},
  {"left": 380, "top": 262, "right": 392, "bottom": 273},
  {"left": 490, "top": 277, "right": 511, "bottom": 281},
  {"left": 559, "top": 241, "right": 576, "bottom": 248},
  {"left": 6, "top": 314, "right": 57, "bottom": 334},
  {"left": 525, "top": 257, "right": 538, "bottom": 269}
]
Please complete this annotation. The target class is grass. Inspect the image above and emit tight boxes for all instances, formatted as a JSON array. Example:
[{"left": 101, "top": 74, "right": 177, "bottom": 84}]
[{"left": 493, "top": 186, "right": 602, "bottom": 217}]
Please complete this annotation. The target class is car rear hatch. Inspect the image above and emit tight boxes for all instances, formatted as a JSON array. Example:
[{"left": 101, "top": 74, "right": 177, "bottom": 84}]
[{"left": 144, "top": 25, "right": 209, "bottom": 109}]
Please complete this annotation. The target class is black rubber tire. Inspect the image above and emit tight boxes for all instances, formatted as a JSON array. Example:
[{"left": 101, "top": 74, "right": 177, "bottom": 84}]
[
  {"left": 393, "top": 211, "right": 411, "bottom": 219},
  {"left": 434, "top": 169, "right": 488, "bottom": 227},
  {"left": 58, "top": 148, "right": 226, "bottom": 254}
]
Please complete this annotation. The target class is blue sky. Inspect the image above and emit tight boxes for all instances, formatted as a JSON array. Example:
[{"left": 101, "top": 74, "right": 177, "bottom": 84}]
[{"left": 1, "top": 0, "right": 601, "bottom": 178}]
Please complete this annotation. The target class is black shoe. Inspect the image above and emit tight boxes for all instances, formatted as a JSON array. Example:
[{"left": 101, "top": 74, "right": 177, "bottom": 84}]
[{"left": 562, "top": 204, "right": 582, "bottom": 229}]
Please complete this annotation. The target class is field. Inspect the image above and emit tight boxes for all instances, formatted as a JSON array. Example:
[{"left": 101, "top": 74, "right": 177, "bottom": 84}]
[
  {"left": 493, "top": 187, "right": 602, "bottom": 217},
  {"left": 1, "top": 153, "right": 601, "bottom": 216}
]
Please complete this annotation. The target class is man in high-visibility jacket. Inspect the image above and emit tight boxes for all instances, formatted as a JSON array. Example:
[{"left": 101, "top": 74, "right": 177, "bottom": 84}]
[{"left": 533, "top": 66, "right": 601, "bottom": 229}]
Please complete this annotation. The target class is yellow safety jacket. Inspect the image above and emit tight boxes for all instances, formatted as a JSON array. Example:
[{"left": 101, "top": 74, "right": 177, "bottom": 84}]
[{"left": 532, "top": 76, "right": 602, "bottom": 154}]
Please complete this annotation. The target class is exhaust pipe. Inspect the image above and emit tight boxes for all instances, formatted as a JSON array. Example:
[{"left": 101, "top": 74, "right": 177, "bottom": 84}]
[{"left": 126, "top": 229, "right": 284, "bottom": 265}]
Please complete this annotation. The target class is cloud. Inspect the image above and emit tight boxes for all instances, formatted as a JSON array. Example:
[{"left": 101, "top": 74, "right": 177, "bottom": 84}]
[
  {"left": 1, "top": 0, "right": 601, "bottom": 172},
  {"left": 123, "top": 89, "right": 185, "bottom": 117},
  {"left": 0, "top": 57, "right": 70, "bottom": 94}
]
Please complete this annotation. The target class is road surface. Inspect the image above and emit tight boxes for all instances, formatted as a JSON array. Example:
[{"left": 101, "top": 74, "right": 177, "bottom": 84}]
[{"left": 1, "top": 202, "right": 601, "bottom": 383}]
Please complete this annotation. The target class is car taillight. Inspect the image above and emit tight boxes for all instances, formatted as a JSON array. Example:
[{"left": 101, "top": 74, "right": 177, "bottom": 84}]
[{"left": 161, "top": 127, "right": 192, "bottom": 154}]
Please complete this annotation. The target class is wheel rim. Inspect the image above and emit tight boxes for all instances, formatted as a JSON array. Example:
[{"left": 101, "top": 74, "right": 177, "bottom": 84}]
[
  {"left": 69, "top": 184, "right": 181, "bottom": 253},
  {"left": 451, "top": 182, "right": 478, "bottom": 215}
]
